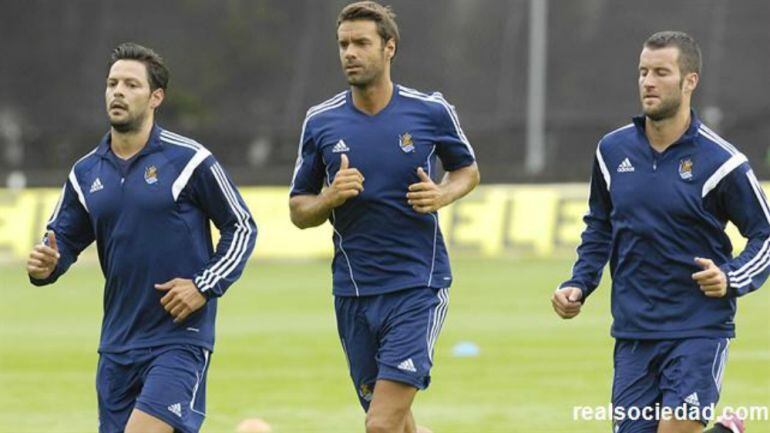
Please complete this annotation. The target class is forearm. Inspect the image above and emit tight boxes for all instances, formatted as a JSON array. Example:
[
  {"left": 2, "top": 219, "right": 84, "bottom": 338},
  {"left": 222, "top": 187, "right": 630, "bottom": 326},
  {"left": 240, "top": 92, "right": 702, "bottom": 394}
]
[
  {"left": 290, "top": 192, "right": 334, "bottom": 229},
  {"left": 438, "top": 163, "right": 480, "bottom": 206}
]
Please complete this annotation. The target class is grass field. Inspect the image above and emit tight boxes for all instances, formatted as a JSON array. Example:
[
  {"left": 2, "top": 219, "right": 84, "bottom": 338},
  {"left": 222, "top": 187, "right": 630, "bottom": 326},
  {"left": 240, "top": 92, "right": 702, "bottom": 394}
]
[{"left": 1, "top": 258, "right": 768, "bottom": 433}]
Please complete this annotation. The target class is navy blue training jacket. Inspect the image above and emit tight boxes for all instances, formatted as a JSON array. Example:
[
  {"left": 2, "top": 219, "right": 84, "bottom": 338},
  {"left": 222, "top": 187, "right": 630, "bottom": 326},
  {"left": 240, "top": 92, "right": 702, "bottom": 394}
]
[
  {"left": 562, "top": 113, "right": 769, "bottom": 339},
  {"left": 31, "top": 125, "right": 257, "bottom": 353}
]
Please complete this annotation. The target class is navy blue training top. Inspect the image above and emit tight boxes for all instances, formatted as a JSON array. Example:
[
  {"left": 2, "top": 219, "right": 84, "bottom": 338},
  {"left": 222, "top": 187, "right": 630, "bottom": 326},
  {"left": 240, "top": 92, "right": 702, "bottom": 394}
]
[
  {"left": 562, "top": 112, "right": 770, "bottom": 339},
  {"left": 31, "top": 125, "right": 257, "bottom": 353},
  {"left": 291, "top": 85, "right": 476, "bottom": 297}
]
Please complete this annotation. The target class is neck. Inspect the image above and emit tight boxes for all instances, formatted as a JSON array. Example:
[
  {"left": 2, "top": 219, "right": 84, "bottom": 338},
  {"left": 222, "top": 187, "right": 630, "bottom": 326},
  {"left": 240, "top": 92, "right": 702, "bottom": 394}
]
[
  {"left": 351, "top": 77, "right": 393, "bottom": 116},
  {"left": 111, "top": 116, "right": 154, "bottom": 160},
  {"left": 645, "top": 105, "right": 692, "bottom": 152}
]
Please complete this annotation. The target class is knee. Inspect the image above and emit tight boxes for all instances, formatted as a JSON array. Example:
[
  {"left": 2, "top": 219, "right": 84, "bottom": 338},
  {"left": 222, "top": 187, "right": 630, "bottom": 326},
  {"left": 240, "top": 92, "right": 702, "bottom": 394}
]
[{"left": 365, "top": 413, "right": 402, "bottom": 433}]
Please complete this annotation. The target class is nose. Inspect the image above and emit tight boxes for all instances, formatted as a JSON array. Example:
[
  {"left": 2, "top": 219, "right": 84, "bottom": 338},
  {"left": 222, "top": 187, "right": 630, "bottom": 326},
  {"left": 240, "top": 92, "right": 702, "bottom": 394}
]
[
  {"left": 641, "top": 74, "right": 656, "bottom": 89},
  {"left": 112, "top": 84, "right": 126, "bottom": 99},
  {"left": 343, "top": 46, "right": 357, "bottom": 60}
]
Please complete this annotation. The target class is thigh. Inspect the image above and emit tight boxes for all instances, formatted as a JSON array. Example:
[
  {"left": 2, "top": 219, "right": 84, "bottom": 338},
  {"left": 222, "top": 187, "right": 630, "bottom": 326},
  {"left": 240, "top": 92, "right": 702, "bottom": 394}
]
[
  {"left": 367, "top": 379, "right": 418, "bottom": 431},
  {"left": 612, "top": 340, "right": 662, "bottom": 433},
  {"left": 657, "top": 418, "right": 704, "bottom": 433},
  {"left": 134, "top": 345, "right": 211, "bottom": 433},
  {"left": 376, "top": 287, "right": 449, "bottom": 391},
  {"left": 96, "top": 353, "right": 143, "bottom": 433},
  {"left": 660, "top": 338, "right": 729, "bottom": 425},
  {"left": 336, "top": 295, "right": 380, "bottom": 411},
  {"left": 125, "top": 408, "right": 174, "bottom": 433}
]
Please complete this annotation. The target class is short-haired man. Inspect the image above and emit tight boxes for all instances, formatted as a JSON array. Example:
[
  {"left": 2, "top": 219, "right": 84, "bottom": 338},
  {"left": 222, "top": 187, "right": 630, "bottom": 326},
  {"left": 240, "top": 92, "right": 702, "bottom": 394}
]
[
  {"left": 289, "top": 2, "right": 480, "bottom": 432},
  {"left": 553, "top": 31, "right": 762, "bottom": 433},
  {"left": 26, "top": 42, "right": 257, "bottom": 433}
]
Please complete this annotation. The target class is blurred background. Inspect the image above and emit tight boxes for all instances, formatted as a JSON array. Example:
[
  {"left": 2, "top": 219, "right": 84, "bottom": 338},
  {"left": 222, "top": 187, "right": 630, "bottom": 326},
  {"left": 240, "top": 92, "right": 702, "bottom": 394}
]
[
  {"left": 1, "top": 2, "right": 769, "bottom": 432},
  {"left": 1, "top": 0, "right": 768, "bottom": 187}
]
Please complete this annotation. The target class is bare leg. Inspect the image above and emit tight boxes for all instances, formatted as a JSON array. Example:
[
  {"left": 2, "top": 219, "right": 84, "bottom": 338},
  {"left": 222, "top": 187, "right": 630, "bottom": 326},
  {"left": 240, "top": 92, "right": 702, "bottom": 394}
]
[
  {"left": 658, "top": 419, "right": 704, "bottom": 433},
  {"left": 415, "top": 423, "right": 434, "bottom": 433},
  {"left": 404, "top": 410, "right": 416, "bottom": 433},
  {"left": 124, "top": 408, "right": 174, "bottom": 433},
  {"left": 366, "top": 379, "right": 418, "bottom": 433}
]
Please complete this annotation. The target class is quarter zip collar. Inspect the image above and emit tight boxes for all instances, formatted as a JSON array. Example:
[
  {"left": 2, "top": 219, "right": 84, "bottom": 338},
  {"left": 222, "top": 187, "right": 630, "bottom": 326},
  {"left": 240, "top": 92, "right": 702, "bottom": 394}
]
[
  {"left": 96, "top": 124, "right": 164, "bottom": 159},
  {"left": 632, "top": 109, "right": 702, "bottom": 149}
]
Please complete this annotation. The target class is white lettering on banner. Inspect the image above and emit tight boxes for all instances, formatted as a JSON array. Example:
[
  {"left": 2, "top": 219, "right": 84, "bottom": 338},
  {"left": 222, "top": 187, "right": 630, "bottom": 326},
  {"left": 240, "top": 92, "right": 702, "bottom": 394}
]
[{"left": 0, "top": 184, "right": 760, "bottom": 262}]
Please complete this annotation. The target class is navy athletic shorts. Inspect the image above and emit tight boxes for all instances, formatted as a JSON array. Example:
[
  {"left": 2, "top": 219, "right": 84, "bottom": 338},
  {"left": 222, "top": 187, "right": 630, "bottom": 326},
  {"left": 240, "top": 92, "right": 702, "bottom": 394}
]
[
  {"left": 612, "top": 338, "right": 730, "bottom": 432},
  {"left": 96, "top": 344, "right": 210, "bottom": 433},
  {"left": 335, "top": 287, "right": 449, "bottom": 411}
]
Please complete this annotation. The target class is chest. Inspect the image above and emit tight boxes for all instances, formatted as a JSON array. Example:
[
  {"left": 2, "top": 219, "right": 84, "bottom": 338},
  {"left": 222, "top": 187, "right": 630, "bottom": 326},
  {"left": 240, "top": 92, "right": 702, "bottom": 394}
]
[
  {"left": 82, "top": 155, "right": 177, "bottom": 222},
  {"left": 316, "top": 112, "right": 439, "bottom": 190},
  {"left": 610, "top": 150, "right": 704, "bottom": 217}
]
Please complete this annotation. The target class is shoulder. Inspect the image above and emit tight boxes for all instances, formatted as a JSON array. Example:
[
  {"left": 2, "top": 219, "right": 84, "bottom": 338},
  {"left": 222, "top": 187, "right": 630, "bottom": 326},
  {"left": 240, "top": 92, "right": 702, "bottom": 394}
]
[
  {"left": 695, "top": 124, "right": 750, "bottom": 196},
  {"left": 157, "top": 128, "right": 213, "bottom": 167},
  {"left": 396, "top": 84, "right": 456, "bottom": 118},
  {"left": 592, "top": 123, "right": 636, "bottom": 166},
  {"left": 598, "top": 123, "right": 636, "bottom": 149},
  {"left": 694, "top": 123, "right": 746, "bottom": 165},
  {"left": 70, "top": 146, "right": 101, "bottom": 178},
  {"left": 303, "top": 91, "right": 348, "bottom": 127}
]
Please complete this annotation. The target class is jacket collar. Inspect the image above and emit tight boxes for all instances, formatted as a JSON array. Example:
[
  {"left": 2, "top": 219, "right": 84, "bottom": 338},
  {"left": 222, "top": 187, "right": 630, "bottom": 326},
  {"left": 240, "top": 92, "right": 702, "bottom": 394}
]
[
  {"left": 95, "top": 124, "right": 163, "bottom": 158},
  {"left": 632, "top": 109, "right": 702, "bottom": 145}
]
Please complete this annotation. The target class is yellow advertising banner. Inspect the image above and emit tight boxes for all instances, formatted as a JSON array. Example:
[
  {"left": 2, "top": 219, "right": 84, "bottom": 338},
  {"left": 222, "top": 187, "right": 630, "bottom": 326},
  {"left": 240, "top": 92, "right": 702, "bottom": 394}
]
[{"left": 0, "top": 184, "right": 753, "bottom": 262}]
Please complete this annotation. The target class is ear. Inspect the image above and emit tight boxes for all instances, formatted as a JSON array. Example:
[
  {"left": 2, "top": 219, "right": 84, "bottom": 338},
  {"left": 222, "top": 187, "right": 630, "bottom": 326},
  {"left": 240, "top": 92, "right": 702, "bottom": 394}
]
[
  {"left": 385, "top": 38, "right": 396, "bottom": 60},
  {"left": 149, "top": 88, "right": 165, "bottom": 110},
  {"left": 683, "top": 72, "right": 699, "bottom": 94}
]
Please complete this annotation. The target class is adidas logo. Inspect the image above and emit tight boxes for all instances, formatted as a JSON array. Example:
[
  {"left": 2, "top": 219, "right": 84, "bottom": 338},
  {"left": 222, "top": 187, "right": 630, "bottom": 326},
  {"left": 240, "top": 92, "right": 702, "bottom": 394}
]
[
  {"left": 89, "top": 177, "right": 104, "bottom": 193},
  {"left": 167, "top": 402, "right": 182, "bottom": 418},
  {"left": 617, "top": 158, "right": 635, "bottom": 173},
  {"left": 332, "top": 139, "right": 350, "bottom": 153},
  {"left": 684, "top": 392, "right": 700, "bottom": 407},
  {"left": 397, "top": 358, "right": 417, "bottom": 373}
]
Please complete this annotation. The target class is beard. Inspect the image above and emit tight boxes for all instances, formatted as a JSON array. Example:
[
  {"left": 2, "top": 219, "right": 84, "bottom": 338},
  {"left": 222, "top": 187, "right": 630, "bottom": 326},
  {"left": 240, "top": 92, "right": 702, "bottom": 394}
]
[
  {"left": 346, "top": 67, "right": 380, "bottom": 88},
  {"left": 109, "top": 110, "right": 146, "bottom": 133},
  {"left": 643, "top": 95, "right": 682, "bottom": 121},
  {"left": 642, "top": 79, "right": 685, "bottom": 121},
  {"left": 344, "top": 51, "right": 387, "bottom": 89}
]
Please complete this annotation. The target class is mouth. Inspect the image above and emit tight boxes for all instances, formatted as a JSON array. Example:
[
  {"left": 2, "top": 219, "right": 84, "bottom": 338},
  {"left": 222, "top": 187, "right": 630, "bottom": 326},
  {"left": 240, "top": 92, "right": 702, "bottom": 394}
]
[
  {"left": 109, "top": 102, "right": 128, "bottom": 111},
  {"left": 345, "top": 64, "right": 363, "bottom": 72}
]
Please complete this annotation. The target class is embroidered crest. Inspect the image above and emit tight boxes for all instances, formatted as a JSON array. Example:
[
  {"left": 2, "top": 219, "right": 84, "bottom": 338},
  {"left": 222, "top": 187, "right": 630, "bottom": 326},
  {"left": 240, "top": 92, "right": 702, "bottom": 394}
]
[
  {"left": 399, "top": 132, "right": 415, "bottom": 153},
  {"left": 678, "top": 158, "right": 693, "bottom": 180},
  {"left": 144, "top": 165, "right": 158, "bottom": 184}
]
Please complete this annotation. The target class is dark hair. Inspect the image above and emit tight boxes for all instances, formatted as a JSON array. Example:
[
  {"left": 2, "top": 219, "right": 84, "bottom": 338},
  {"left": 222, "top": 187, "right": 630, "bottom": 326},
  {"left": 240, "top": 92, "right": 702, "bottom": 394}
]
[
  {"left": 337, "top": 1, "right": 400, "bottom": 57},
  {"left": 644, "top": 31, "right": 702, "bottom": 75},
  {"left": 108, "top": 42, "right": 169, "bottom": 91}
]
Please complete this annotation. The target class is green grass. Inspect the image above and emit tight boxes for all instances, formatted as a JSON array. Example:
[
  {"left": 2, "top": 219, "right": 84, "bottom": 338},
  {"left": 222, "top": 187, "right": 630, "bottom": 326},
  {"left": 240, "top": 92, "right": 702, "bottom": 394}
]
[{"left": 1, "top": 258, "right": 768, "bottom": 432}]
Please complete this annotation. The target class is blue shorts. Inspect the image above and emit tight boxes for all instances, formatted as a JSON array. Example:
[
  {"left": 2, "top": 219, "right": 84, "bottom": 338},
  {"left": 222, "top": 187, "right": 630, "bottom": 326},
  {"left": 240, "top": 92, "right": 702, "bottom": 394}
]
[
  {"left": 612, "top": 338, "right": 730, "bottom": 433},
  {"left": 335, "top": 287, "right": 449, "bottom": 411},
  {"left": 96, "top": 344, "right": 211, "bottom": 433}
]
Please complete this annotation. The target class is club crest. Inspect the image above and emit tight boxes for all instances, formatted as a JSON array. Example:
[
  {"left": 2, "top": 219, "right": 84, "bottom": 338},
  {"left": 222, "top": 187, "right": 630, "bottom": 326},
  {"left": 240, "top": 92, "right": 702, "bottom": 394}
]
[
  {"left": 144, "top": 165, "right": 159, "bottom": 184},
  {"left": 399, "top": 132, "right": 415, "bottom": 153},
  {"left": 678, "top": 158, "right": 693, "bottom": 180}
]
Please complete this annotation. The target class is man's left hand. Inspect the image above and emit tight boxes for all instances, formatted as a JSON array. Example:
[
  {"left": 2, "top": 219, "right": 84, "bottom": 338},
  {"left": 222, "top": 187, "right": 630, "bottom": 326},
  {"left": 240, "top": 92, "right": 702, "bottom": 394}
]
[
  {"left": 407, "top": 167, "right": 447, "bottom": 213},
  {"left": 692, "top": 257, "right": 728, "bottom": 298},
  {"left": 155, "top": 278, "right": 207, "bottom": 323}
]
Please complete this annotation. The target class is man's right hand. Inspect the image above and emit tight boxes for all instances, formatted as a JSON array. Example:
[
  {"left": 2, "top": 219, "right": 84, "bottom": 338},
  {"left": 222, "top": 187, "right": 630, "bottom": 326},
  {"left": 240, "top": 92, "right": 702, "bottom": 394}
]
[
  {"left": 551, "top": 286, "right": 583, "bottom": 319},
  {"left": 323, "top": 153, "right": 364, "bottom": 208},
  {"left": 27, "top": 231, "right": 60, "bottom": 280}
]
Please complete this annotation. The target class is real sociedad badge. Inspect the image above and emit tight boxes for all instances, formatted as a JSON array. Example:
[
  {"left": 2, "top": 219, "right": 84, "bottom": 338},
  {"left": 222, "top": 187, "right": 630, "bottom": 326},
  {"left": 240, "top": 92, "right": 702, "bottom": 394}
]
[
  {"left": 678, "top": 158, "right": 693, "bottom": 180},
  {"left": 399, "top": 132, "right": 415, "bottom": 153},
  {"left": 144, "top": 165, "right": 159, "bottom": 184}
]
